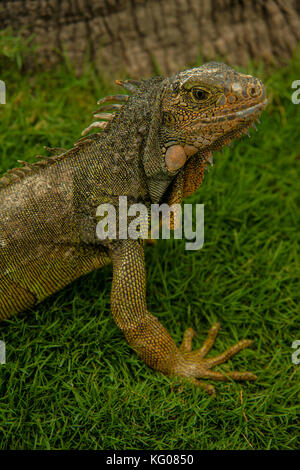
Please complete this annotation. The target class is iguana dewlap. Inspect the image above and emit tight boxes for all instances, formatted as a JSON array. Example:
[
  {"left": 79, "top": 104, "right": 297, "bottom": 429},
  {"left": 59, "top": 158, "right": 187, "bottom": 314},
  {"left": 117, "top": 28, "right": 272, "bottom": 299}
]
[{"left": 0, "top": 62, "right": 267, "bottom": 394}]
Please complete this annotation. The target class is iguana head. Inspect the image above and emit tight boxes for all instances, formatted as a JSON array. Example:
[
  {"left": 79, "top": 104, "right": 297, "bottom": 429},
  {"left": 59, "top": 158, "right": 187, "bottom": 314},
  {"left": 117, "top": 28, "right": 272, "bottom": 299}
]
[
  {"left": 142, "top": 62, "right": 267, "bottom": 204},
  {"left": 162, "top": 62, "right": 267, "bottom": 165}
]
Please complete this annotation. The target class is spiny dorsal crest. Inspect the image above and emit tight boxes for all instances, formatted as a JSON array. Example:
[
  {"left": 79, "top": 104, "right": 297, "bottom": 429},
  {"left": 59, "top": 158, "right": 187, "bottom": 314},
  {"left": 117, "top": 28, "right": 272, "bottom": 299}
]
[
  {"left": 81, "top": 78, "right": 141, "bottom": 136},
  {"left": 0, "top": 80, "right": 140, "bottom": 189}
]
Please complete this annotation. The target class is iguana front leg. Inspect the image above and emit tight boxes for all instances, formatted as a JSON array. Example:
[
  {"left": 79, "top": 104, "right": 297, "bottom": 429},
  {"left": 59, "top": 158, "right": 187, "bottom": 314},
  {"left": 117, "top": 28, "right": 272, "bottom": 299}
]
[{"left": 110, "top": 239, "right": 256, "bottom": 394}]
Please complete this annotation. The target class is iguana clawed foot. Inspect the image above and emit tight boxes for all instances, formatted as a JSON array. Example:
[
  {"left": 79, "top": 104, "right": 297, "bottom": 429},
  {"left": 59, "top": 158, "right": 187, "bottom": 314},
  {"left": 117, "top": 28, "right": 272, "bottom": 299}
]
[{"left": 175, "top": 323, "right": 256, "bottom": 395}]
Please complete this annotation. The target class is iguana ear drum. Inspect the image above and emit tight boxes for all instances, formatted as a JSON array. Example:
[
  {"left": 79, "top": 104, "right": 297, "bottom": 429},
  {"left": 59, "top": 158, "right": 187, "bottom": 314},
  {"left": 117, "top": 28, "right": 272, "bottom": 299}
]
[{"left": 165, "top": 145, "right": 186, "bottom": 171}]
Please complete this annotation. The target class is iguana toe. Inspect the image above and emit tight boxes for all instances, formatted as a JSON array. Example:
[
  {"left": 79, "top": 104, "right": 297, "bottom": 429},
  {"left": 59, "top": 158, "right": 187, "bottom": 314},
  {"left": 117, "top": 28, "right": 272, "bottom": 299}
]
[{"left": 174, "top": 323, "right": 256, "bottom": 394}]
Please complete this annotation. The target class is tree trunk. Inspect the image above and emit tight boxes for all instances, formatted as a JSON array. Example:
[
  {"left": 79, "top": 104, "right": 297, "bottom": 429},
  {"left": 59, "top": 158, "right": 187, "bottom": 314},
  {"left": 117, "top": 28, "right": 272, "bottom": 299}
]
[{"left": 1, "top": 0, "right": 299, "bottom": 77}]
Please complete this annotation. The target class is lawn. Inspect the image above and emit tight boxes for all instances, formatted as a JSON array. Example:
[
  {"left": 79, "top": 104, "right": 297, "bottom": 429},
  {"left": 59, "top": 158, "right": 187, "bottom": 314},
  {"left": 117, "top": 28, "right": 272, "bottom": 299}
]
[{"left": 0, "top": 32, "right": 299, "bottom": 450}]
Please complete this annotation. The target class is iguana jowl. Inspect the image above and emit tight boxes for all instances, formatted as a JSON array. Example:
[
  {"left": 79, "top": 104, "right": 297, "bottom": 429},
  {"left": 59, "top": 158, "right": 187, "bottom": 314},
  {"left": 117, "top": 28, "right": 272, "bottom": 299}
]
[{"left": 0, "top": 62, "right": 267, "bottom": 394}]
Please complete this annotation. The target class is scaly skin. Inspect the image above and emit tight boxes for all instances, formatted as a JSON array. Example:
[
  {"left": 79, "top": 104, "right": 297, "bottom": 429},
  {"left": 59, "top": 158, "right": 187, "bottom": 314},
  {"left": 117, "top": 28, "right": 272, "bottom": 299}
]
[{"left": 0, "top": 62, "right": 267, "bottom": 394}]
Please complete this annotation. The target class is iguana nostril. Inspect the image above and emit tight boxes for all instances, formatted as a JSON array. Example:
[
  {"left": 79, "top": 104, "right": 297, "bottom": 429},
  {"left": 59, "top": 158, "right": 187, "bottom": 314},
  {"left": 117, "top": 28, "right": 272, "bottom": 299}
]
[{"left": 249, "top": 87, "right": 259, "bottom": 97}]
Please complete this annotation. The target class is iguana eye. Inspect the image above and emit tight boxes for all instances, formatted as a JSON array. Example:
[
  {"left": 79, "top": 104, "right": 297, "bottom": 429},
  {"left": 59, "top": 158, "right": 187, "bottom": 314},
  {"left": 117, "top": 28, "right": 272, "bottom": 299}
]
[{"left": 192, "top": 88, "right": 209, "bottom": 101}]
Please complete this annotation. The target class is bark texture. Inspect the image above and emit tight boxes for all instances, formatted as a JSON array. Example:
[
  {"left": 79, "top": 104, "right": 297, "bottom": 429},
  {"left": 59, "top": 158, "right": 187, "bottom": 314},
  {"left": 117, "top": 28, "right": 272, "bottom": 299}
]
[{"left": 1, "top": 0, "right": 299, "bottom": 77}]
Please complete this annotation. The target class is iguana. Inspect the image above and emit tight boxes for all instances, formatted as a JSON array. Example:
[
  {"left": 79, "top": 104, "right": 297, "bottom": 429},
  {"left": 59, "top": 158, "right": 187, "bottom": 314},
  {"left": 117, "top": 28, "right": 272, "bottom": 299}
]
[{"left": 0, "top": 62, "right": 267, "bottom": 394}]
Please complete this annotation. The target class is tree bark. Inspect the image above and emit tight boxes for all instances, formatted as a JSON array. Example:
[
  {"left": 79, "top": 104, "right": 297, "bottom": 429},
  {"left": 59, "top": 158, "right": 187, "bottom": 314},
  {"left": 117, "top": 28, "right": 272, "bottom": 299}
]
[{"left": 1, "top": 0, "right": 299, "bottom": 77}]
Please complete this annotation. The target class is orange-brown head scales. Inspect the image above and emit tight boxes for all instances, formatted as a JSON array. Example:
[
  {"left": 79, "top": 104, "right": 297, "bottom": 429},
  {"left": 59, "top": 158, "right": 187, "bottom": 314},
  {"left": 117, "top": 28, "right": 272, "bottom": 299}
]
[{"left": 160, "top": 62, "right": 267, "bottom": 171}]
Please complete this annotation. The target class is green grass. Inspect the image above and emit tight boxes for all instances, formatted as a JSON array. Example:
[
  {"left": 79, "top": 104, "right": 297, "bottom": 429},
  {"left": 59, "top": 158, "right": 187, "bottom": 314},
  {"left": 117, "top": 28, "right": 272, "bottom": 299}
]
[{"left": 0, "top": 32, "right": 299, "bottom": 450}]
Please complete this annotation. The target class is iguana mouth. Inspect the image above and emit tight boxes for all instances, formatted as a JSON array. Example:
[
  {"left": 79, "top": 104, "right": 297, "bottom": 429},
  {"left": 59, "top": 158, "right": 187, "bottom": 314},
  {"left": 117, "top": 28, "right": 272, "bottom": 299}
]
[
  {"left": 232, "top": 98, "right": 268, "bottom": 119},
  {"left": 198, "top": 98, "right": 268, "bottom": 124}
]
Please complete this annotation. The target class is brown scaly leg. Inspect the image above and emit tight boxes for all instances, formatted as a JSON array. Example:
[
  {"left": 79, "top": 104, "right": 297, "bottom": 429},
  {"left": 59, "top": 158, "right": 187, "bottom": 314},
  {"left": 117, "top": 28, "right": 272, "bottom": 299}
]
[{"left": 110, "top": 239, "right": 256, "bottom": 395}]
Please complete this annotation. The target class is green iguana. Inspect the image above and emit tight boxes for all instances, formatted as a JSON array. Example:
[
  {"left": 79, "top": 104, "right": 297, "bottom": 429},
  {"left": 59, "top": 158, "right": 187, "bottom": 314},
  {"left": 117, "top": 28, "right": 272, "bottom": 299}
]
[{"left": 0, "top": 62, "right": 267, "bottom": 394}]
